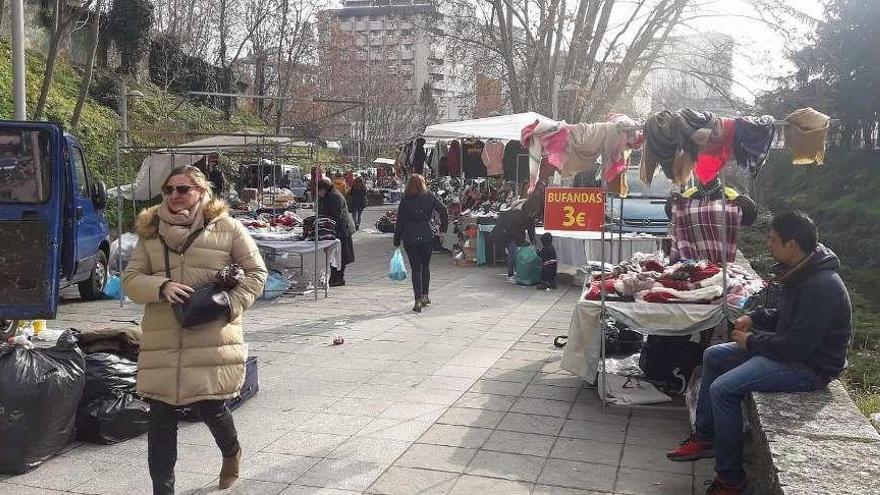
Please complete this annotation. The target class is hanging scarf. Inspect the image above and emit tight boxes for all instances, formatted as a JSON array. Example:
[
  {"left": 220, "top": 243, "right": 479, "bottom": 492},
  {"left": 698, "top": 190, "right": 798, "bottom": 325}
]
[
  {"left": 641, "top": 110, "right": 679, "bottom": 186},
  {"left": 733, "top": 115, "right": 776, "bottom": 176},
  {"left": 158, "top": 195, "right": 208, "bottom": 253}
]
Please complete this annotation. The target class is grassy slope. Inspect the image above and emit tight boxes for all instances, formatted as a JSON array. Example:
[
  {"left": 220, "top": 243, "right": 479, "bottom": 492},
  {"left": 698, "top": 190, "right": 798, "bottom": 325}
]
[{"left": 744, "top": 149, "right": 880, "bottom": 417}]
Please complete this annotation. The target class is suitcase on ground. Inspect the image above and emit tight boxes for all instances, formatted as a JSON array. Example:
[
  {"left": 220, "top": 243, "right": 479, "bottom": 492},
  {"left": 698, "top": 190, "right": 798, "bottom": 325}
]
[{"left": 179, "top": 356, "right": 259, "bottom": 421}]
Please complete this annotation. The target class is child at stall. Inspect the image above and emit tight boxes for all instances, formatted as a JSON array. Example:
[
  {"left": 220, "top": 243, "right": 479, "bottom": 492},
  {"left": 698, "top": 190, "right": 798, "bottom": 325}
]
[{"left": 537, "top": 232, "right": 558, "bottom": 290}]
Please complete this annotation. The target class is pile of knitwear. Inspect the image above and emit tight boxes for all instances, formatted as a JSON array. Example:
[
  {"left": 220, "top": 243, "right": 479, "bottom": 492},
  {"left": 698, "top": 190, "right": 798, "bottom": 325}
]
[{"left": 583, "top": 258, "right": 761, "bottom": 305}]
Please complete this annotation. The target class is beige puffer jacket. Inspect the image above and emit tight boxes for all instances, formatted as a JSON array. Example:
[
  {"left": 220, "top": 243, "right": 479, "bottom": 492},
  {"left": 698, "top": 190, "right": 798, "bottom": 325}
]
[{"left": 122, "top": 200, "right": 267, "bottom": 406}]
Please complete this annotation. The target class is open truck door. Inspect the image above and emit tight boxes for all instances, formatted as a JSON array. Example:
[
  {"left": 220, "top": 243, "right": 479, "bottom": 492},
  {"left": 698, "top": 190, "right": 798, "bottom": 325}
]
[{"left": 0, "top": 122, "right": 65, "bottom": 320}]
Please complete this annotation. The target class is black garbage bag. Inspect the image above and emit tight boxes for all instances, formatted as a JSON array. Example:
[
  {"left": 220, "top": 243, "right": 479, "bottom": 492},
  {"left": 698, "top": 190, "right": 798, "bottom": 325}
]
[
  {"left": 76, "top": 392, "right": 150, "bottom": 445},
  {"left": 0, "top": 330, "right": 86, "bottom": 474},
  {"left": 76, "top": 352, "right": 149, "bottom": 444}
]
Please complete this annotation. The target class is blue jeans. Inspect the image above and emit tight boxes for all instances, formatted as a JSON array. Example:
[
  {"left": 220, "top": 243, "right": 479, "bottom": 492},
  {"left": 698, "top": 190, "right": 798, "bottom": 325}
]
[
  {"left": 352, "top": 208, "right": 364, "bottom": 230},
  {"left": 694, "top": 343, "right": 819, "bottom": 483},
  {"left": 507, "top": 241, "right": 518, "bottom": 277}
]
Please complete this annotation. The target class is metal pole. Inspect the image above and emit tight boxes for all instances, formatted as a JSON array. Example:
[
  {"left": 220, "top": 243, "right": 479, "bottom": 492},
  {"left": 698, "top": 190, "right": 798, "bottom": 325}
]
[{"left": 11, "top": 0, "right": 26, "bottom": 120}]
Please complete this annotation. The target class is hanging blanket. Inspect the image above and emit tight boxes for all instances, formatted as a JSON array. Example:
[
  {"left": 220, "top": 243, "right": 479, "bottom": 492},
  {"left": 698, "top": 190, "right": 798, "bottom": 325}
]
[{"left": 670, "top": 199, "right": 742, "bottom": 263}]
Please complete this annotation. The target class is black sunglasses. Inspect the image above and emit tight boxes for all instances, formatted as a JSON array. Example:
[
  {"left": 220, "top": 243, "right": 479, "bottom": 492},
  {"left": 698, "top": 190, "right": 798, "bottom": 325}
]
[{"left": 162, "top": 185, "right": 195, "bottom": 195}]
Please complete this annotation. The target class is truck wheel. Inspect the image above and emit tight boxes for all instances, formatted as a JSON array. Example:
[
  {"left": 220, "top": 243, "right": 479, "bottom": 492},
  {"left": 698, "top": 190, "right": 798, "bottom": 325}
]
[{"left": 78, "top": 251, "right": 108, "bottom": 301}]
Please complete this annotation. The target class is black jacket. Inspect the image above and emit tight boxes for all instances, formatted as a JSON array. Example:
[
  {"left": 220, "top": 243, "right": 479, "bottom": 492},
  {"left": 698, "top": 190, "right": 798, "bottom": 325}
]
[
  {"left": 492, "top": 207, "right": 536, "bottom": 247},
  {"left": 747, "top": 245, "right": 852, "bottom": 384},
  {"left": 349, "top": 186, "right": 367, "bottom": 210},
  {"left": 394, "top": 193, "right": 448, "bottom": 246},
  {"left": 320, "top": 188, "right": 356, "bottom": 237}
]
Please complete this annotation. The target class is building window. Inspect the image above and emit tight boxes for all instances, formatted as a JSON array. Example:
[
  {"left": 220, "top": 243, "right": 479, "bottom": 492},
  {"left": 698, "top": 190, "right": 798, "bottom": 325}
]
[
  {"left": 403, "top": 44, "right": 413, "bottom": 51},
  {"left": 401, "top": 29, "right": 412, "bottom": 36}
]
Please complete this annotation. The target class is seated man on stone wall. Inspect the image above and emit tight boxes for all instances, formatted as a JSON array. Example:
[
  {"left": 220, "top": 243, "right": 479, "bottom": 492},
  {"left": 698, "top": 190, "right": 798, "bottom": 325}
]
[{"left": 666, "top": 210, "right": 852, "bottom": 495}]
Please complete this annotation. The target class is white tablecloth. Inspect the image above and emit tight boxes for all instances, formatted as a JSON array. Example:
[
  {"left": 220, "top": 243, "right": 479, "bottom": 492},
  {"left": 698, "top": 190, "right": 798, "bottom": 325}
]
[
  {"left": 255, "top": 239, "right": 342, "bottom": 269},
  {"left": 535, "top": 228, "right": 664, "bottom": 267},
  {"left": 561, "top": 298, "right": 732, "bottom": 383}
]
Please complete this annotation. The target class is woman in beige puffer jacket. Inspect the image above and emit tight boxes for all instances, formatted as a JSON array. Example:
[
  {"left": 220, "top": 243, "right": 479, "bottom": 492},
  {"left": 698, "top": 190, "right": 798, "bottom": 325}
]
[{"left": 123, "top": 166, "right": 266, "bottom": 494}]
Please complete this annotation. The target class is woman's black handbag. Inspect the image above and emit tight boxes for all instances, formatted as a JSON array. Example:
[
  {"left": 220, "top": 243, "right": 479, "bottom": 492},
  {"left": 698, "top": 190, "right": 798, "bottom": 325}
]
[{"left": 162, "top": 232, "right": 236, "bottom": 328}]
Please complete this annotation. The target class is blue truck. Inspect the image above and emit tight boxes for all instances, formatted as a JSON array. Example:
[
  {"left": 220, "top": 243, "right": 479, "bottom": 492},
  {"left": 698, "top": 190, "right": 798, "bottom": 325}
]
[{"left": 0, "top": 121, "right": 111, "bottom": 330}]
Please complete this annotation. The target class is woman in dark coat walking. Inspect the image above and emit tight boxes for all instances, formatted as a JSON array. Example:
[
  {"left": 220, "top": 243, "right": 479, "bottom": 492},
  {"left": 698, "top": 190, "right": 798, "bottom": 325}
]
[
  {"left": 394, "top": 174, "right": 448, "bottom": 313},
  {"left": 317, "top": 178, "right": 356, "bottom": 286},
  {"left": 349, "top": 177, "right": 368, "bottom": 230}
]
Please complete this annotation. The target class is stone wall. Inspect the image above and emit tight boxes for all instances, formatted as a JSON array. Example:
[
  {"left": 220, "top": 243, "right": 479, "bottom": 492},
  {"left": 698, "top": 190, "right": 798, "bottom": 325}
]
[{"left": 746, "top": 380, "right": 880, "bottom": 495}]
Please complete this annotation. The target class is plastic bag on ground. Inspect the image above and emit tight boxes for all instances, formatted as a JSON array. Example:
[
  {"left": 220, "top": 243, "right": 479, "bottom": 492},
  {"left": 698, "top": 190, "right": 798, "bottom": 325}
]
[
  {"left": 76, "top": 352, "right": 149, "bottom": 445},
  {"left": 389, "top": 248, "right": 407, "bottom": 281},
  {"left": 0, "top": 330, "right": 86, "bottom": 474},
  {"left": 108, "top": 233, "right": 139, "bottom": 273},
  {"left": 515, "top": 246, "right": 542, "bottom": 286},
  {"left": 261, "top": 271, "right": 291, "bottom": 300}
]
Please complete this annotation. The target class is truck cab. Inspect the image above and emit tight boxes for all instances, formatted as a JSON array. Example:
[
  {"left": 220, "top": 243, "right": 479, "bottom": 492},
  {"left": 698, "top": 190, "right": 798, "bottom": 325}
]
[{"left": 0, "top": 121, "right": 110, "bottom": 322}]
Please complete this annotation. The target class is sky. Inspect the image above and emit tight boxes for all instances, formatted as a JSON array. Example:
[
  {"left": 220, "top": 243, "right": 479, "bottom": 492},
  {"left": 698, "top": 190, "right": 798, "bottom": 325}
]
[{"left": 688, "top": 0, "right": 827, "bottom": 103}]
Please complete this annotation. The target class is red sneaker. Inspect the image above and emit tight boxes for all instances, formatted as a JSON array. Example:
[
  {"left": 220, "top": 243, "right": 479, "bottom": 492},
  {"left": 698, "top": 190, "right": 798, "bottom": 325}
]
[
  {"left": 666, "top": 434, "right": 715, "bottom": 461},
  {"left": 705, "top": 476, "right": 748, "bottom": 494}
]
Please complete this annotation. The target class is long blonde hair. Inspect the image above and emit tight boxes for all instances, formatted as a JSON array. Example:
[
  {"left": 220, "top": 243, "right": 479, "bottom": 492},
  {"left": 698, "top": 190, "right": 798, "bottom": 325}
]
[
  {"left": 405, "top": 173, "right": 428, "bottom": 197},
  {"left": 163, "top": 165, "right": 214, "bottom": 198}
]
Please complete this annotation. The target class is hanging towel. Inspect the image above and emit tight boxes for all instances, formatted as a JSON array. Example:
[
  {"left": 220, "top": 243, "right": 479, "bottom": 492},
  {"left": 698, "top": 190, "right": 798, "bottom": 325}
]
[
  {"left": 694, "top": 118, "right": 736, "bottom": 184},
  {"left": 784, "top": 107, "right": 830, "bottom": 165},
  {"left": 675, "top": 109, "right": 717, "bottom": 161},
  {"left": 604, "top": 114, "right": 644, "bottom": 182},
  {"left": 733, "top": 116, "right": 776, "bottom": 176},
  {"left": 521, "top": 119, "right": 565, "bottom": 191},
  {"left": 641, "top": 110, "right": 680, "bottom": 186},
  {"left": 670, "top": 198, "right": 743, "bottom": 264},
  {"left": 563, "top": 122, "right": 609, "bottom": 177},
  {"left": 482, "top": 140, "right": 505, "bottom": 176}
]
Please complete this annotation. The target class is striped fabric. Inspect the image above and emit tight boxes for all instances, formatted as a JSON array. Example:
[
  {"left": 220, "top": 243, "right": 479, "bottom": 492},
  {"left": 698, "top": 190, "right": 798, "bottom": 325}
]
[{"left": 670, "top": 199, "right": 742, "bottom": 263}]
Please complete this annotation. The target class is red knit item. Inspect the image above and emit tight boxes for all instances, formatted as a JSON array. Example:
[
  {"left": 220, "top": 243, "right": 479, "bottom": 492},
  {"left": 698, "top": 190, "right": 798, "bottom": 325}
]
[
  {"left": 584, "top": 279, "right": 617, "bottom": 300},
  {"left": 690, "top": 265, "right": 721, "bottom": 282},
  {"left": 659, "top": 279, "right": 693, "bottom": 291},
  {"left": 643, "top": 291, "right": 677, "bottom": 303},
  {"left": 643, "top": 260, "right": 665, "bottom": 273}
]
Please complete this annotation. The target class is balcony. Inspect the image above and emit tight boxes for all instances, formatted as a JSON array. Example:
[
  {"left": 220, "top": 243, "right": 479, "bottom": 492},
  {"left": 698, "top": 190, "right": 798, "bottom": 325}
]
[
  {"left": 354, "top": 21, "right": 367, "bottom": 31},
  {"left": 401, "top": 50, "right": 415, "bottom": 60},
  {"left": 370, "top": 21, "right": 384, "bottom": 30}
]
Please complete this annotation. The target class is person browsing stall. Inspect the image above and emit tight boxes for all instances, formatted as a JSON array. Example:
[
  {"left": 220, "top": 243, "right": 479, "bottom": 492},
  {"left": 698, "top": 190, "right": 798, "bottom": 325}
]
[
  {"left": 393, "top": 174, "right": 449, "bottom": 313},
  {"left": 666, "top": 211, "right": 852, "bottom": 495},
  {"left": 316, "top": 178, "right": 356, "bottom": 286}
]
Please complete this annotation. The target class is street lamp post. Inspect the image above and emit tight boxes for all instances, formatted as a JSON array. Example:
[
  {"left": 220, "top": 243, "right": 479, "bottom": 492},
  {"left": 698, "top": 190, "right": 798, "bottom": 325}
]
[
  {"left": 11, "top": 0, "right": 26, "bottom": 120},
  {"left": 114, "top": 82, "right": 144, "bottom": 306}
]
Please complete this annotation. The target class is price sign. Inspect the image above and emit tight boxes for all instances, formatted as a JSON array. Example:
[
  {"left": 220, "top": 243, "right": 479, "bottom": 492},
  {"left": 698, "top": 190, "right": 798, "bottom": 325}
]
[{"left": 543, "top": 187, "right": 605, "bottom": 231}]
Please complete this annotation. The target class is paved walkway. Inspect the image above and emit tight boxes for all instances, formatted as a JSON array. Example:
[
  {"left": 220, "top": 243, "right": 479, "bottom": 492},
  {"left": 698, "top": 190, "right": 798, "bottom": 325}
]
[{"left": 1, "top": 208, "right": 710, "bottom": 494}]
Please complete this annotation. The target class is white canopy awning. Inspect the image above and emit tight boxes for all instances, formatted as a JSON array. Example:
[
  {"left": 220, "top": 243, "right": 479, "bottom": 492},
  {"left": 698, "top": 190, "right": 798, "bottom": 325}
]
[
  {"left": 373, "top": 158, "right": 396, "bottom": 165},
  {"left": 422, "top": 112, "right": 553, "bottom": 141},
  {"left": 111, "top": 134, "right": 304, "bottom": 201}
]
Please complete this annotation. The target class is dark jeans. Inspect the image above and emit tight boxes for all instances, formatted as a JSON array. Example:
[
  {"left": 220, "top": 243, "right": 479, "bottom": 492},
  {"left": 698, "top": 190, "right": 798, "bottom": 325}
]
[
  {"left": 352, "top": 208, "right": 364, "bottom": 230},
  {"left": 694, "top": 343, "right": 819, "bottom": 484},
  {"left": 404, "top": 240, "right": 434, "bottom": 300},
  {"left": 507, "top": 240, "right": 518, "bottom": 277},
  {"left": 148, "top": 399, "right": 240, "bottom": 495}
]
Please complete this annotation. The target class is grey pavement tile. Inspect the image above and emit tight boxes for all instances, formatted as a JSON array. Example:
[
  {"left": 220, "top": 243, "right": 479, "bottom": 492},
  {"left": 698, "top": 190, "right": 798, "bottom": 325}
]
[
  {"left": 491, "top": 359, "right": 545, "bottom": 372},
  {"left": 263, "top": 431, "right": 350, "bottom": 457},
  {"left": 236, "top": 453, "right": 321, "bottom": 484},
  {"left": 437, "top": 407, "right": 505, "bottom": 429},
  {"left": 539, "top": 361, "right": 567, "bottom": 374},
  {"left": 503, "top": 349, "right": 553, "bottom": 362},
  {"left": 400, "top": 387, "right": 465, "bottom": 406},
  {"left": 567, "top": 401, "right": 630, "bottom": 424},
  {"left": 419, "top": 375, "right": 479, "bottom": 391},
  {"left": 322, "top": 398, "right": 393, "bottom": 417},
  {"left": 532, "top": 373, "right": 583, "bottom": 389},
  {"left": 614, "top": 467, "right": 694, "bottom": 495},
  {"left": 510, "top": 397, "right": 572, "bottom": 418},
  {"left": 368, "top": 372, "right": 429, "bottom": 387},
  {"left": 694, "top": 458, "right": 715, "bottom": 478},
  {"left": 482, "top": 430, "right": 556, "bottom": 457},
  {"left": 550, "top": 437, "right": 624, "bottom": 467},
  {"left": 498, "top": 412, "right": 565, "bottom": 436},
  {"left": 366, "top": 467, "right": 458, "bottom": 495},
  {"left": 463, "top": 450, "right": 544, "bottom": 482},
  {"left": 620, "top": 444, "right": 692, "bottom": 475},
  {"left": 418, "top": 424, "right": 494, "bottom": 449},
  {"left": 326, "top": 436, "right": 411, "bottom": 464},
  {"left": 196, "top": 478, "right": 288, "bottom": 495},
  {"left": 559, "top": 419, "right": 627, "bottom": 444},
  {"left": 394, "top": 444, "right": 477, "bottom": 473},
  {"left": 379, "top": 401, "right": 448, "bottom": 421},
  {"left": 281, "top": 486, "right": 359, "bottom": 495},
  {"left": 537, "top": 459, "right": 617, "bottom": 493},
  {"left": 447, "top": 475, "right": 532, "bottom": 495},
  {"left": 295, "top": 413, "right": 375, "bottom": 436},
  {"left": 60, "top": 464, "right": 211, "bottom": 495},
  {"left": 522, "top": 384, "right": 580, "bottom": 402},
  {"left": 453, "top": 392, "right": 516, "bottom": 412},
  {"left": 625, "top": 424, "right": 691, "bottom": 448},
  {"left": 433, "top": 365, "right": 489, "bottom": 379},
  {"left": 0, "top": 485, "right": 67, "bottom": 495},
  {"left": 531, "top": 485, "right": 609, "bottom": 495},
  {"left": 511, "top": 341, "right": 556, "bottom": 352},
  {"left": 481, "top": 369, "right": 537, "bottom": 384},
  {"left": 356, "top": 418, "right": 435, "bottom": 441},
  {"left": 60, "top": 437, "right": 149, "bottom": 467},
  {"left": 295, "top": 458, "right": 387, "bottom": 492},
  {"left": 4, "top": 456, "right": 109, "bottom": 491},
  {"left": 469, "top": 379, "right": 529, "bottom": 396}
]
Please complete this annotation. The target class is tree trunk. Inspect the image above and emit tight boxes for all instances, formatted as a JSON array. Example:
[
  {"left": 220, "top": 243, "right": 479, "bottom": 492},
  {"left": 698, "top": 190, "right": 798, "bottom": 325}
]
[
  {"left": 72, "top": 0, "right": 104, "bottom": 128},
  {"left": 33, "top": 1, "right": 64, "bottom": 120},
  {"left": 273, "top": 0, "right": 290, "bottom": 133},
  {"left": 0, "top": 0, "right": 6, "bottom": 32}
]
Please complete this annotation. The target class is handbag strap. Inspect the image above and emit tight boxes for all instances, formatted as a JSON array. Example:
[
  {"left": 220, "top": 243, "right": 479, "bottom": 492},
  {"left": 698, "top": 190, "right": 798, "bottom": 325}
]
[{"left": 161, "top": 227, "right": 205, "bottom": 281}]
